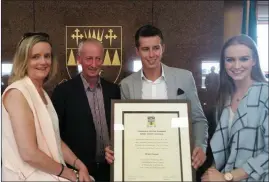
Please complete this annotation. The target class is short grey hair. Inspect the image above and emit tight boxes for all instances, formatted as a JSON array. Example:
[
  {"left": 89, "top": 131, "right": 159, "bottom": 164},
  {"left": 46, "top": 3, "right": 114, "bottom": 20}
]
[{"left": 77, "top": 38, "right": 104, "bottom": 56}]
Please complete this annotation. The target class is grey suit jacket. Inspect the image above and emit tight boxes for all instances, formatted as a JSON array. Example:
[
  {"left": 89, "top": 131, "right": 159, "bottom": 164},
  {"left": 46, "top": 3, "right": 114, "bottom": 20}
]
[{"left": 120, "top": 63, "right": 208, "bottom": 152}]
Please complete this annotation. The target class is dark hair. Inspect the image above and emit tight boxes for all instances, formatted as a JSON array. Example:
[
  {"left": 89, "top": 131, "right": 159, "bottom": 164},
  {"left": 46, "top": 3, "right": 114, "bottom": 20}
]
[
  {"left": 18, "top": 32, "right": 50, "bottom": 46},
  {"left": 216, "top": 34, "right": 266, "bottom": 120},
  {"left": 135, "top": 24, "right": 164, "bottom": 48}
]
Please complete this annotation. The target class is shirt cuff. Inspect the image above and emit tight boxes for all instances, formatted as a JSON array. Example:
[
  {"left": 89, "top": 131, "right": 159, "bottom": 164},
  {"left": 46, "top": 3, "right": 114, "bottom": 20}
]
[{"left": 242, "top": 160, "right": 264, "bottom": 180}]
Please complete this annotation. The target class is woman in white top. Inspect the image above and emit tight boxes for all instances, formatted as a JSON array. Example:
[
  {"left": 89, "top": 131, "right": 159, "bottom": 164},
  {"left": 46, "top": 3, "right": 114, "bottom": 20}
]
[
  {"left": 202, "top": 34, "right": 268, "bottom": 181},
  {"left": 2, "top": 33, "right": 92, "bottom": 181}
]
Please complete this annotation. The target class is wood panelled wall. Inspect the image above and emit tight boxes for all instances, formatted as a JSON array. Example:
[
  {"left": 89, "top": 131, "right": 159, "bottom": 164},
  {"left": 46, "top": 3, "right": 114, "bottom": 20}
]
[
  {"left": 2, "top": 0, "right": 224, "bottom": 98},
  {"left": 224, "top": 0, "right": 243, "bottom": 42}
]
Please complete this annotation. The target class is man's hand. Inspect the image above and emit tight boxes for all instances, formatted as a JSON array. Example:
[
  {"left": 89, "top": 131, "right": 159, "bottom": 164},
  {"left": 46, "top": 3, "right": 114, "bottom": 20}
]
[
  {"left": 192, "top": 147, "right": 206, "bottom": 169},
  {"left": 105, "top": 146, "right": 114, "bottom": 164}
]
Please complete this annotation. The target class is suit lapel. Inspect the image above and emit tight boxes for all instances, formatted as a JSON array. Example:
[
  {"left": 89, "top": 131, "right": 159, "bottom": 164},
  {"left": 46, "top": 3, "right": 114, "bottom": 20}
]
[
  {"left": 74, "top": 75, "right": 92, "bottom": 118},
  {"left": 100, "top": 78, "right": 110, "bottom": 123},
  {"left": 101, "top": 78, "right": 108, "bottom": 104},
  {"left": 133, "top": 64, "right": 179, "bottom": 99},
  {"left": 133, "top": 71, "right": 142, "bottom": 99},
  {"left": 163, "top": 64, "right": 177, "bottom": 99}
]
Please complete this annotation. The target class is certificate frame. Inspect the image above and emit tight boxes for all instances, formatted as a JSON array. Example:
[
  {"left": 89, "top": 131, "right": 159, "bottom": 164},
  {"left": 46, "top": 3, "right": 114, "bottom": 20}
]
[{"left": 110, "top": 100, "right": 195, "bottom": 182}]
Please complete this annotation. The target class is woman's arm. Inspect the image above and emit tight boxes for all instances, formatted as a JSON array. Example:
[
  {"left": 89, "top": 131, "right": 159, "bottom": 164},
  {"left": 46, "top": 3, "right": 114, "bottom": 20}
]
[
  {"left": 231, "top": 107, "right": 268, "bottom": 181},
  {"left": 61, "top": 141, "right": 87, "bottom": 171},
  {"left": 3, "top": 89, "right": 76, "bottom": 181},
  {"left": 229, "top": 168, "right": 248, "bottom": 181},
  {"left": 61, "top": 139, "right": 92, "bottom": 181}
]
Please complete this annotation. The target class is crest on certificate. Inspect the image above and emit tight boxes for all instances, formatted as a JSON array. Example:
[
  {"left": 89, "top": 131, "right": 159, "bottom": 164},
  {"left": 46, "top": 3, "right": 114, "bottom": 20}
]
[{"left": 147, "top": 116, "right": 156, "bottom": 127}]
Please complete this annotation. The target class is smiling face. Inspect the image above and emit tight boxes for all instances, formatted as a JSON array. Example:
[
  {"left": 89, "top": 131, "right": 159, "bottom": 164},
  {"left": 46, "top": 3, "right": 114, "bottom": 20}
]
[
  {"left": 27, "top": 42, "right": 52, "bottom": 81},
  {"left": 136, "top": 35, "right": 165, "bottom": 70},
  {"left": 78, "top": 41, "right": 104, "bottom": 79},
  {"left": 224, "top": 44, "right": 255, "bottom": 82}
]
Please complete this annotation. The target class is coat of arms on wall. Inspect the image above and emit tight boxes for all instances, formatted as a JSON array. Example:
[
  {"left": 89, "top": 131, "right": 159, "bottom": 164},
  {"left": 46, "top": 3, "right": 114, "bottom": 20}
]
[{"left": 66, "top": 26, "right": 122, "bottom": 83}]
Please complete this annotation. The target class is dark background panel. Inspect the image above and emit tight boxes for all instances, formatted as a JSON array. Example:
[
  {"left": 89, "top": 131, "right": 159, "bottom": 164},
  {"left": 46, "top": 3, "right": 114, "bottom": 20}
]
[
  {"left": 153, "top": 1, "right": 224, "bottom": 88},
  {"left": 34, "top": 0, "right": 152, "bottom": 83},
  {"left": 2, "top": 0, "right": 34, "bottom": 62},
  {"left": 1, "top": 0, "right": 226, "bottom": 119}
]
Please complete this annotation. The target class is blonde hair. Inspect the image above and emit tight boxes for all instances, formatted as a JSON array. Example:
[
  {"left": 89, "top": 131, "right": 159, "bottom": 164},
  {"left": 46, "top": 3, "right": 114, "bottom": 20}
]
[{"left": 8, "top": 35, "right": 58, "bottom": 85}]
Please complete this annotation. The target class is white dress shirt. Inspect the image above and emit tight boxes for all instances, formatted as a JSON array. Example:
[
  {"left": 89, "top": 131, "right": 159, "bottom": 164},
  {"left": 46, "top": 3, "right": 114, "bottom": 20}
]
[{"left": 141, "top": 66, "right": 168, "bottom": 99}]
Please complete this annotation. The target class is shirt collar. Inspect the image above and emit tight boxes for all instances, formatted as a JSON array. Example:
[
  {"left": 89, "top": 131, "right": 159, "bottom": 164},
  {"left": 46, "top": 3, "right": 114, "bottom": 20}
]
[
  {"left": 140, "top": 64, "right": 166, "bottom": 81},
  {"left": 80, "top": 73, "right": 101, "bottom": 91}
]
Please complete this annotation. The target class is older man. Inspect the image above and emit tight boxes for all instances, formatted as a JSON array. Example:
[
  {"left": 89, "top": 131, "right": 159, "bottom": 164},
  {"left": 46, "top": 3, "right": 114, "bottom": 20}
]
[{"left": 51, "top": 38, "right": 120, "bottom": 181}]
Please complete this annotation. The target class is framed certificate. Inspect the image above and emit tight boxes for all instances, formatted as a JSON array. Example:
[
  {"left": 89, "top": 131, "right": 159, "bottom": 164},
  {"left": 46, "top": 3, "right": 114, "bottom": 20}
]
[{"left": 110, "top": 100, "right": 194, "bottom": 182}]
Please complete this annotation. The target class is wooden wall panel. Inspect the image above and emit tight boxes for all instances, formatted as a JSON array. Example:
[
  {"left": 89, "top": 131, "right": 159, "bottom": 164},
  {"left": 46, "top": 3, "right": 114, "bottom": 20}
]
[
  {"left": 34, "top": 0, "right": 152, "bottom": 90},
  {"left": 2, "top": 0, "right": 224, "bottom": 98},
  {"left": 2, "top": 0, "right": 34, "bottom": 62},
  {"left": 153, "top": 1, "right": 224, "bottom": 88}
]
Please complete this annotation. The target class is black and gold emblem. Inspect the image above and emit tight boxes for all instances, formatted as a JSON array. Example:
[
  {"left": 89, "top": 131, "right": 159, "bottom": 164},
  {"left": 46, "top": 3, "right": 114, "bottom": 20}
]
[{"left": 66, "top": 26, "right": 122, "bottom": 83}]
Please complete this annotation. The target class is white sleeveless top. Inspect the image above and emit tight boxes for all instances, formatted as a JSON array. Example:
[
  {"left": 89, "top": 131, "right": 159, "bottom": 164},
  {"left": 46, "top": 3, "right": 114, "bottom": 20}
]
[
  {"left": 46, "top": 104, "right": 65, "bottom": 164},
  {"left": 228, "top": 107, "right": 235, "bottom": 134}
]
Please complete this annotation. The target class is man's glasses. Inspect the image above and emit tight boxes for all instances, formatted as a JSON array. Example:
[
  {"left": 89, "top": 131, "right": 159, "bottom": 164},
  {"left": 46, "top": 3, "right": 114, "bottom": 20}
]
[{"left": 18, "top": 32, "right": 49, "bottom": 46}]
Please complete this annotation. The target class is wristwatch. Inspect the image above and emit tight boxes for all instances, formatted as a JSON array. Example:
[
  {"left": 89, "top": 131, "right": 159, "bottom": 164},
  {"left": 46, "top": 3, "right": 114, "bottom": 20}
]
[{"left": 224, "top": 172, "right": 234, "bottom": 181}]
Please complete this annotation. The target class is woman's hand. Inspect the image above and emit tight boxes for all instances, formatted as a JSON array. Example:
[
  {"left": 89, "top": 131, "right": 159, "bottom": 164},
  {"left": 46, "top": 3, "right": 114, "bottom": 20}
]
[
  {"left": 78, "top": 166, "right": 92, "bottom": 181},
  {"left": 201, "top": 167, "right": 225, "bottom": 182},
  {"left": 72, "top": 159, "right": 92, "bottom": 181},
  {"left": 61, "top": 167, "right": 77, "bottom": 181}
]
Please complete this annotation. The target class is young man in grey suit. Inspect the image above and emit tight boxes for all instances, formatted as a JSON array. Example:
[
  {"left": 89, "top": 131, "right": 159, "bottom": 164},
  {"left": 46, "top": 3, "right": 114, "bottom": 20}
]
[{"left": 105, "top": 25, "right": 208, "bottom": 170}]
